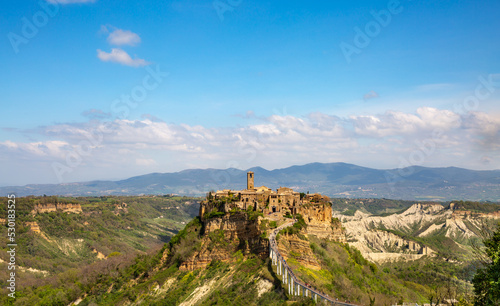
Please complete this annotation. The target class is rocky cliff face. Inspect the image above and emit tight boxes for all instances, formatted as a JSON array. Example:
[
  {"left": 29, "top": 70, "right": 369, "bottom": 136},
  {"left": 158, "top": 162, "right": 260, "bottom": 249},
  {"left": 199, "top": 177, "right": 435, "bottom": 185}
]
[
  {"left": 353, "top": 229, "right": 435, "bottom": 263},
  {"left": 179, "top": 213, "right": 268, "bottom": 271},
  {"left": 300, "top": 203, "right": 346, "bottom": 242},
  {"left": 335, "top": 203, "right": 499, "bottom": 263},
  {"left": 178, "top": 200, "right": 346, "bottom": 271},
  {"left": 31, "top": 203, "right": 83, "bottom": 215},
  {"left": 26, "top": 221, "right": 41, "bottom": 234},
  {"left": 277, "top": 233, "right": 321, "bottom": 270}
]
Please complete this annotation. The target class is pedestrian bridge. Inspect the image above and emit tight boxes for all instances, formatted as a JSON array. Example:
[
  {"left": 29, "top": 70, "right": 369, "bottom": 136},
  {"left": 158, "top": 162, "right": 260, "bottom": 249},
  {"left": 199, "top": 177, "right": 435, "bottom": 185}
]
[{"left": 269, "top": 219, "right": 357, "bottom": 305}]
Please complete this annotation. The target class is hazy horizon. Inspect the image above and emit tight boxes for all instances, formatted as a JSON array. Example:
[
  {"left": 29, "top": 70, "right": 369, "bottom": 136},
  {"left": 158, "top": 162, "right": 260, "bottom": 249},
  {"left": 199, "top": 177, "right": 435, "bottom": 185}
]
[{"left": 2, "top": 161, "right": 500, "bottom": 188}]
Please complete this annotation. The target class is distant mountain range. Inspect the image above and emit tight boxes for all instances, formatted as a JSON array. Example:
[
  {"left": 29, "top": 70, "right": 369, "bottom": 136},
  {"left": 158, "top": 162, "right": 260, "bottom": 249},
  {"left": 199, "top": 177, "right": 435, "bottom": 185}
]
[{"left": 3, "top": 163, "right": 500, "bottom": 201}]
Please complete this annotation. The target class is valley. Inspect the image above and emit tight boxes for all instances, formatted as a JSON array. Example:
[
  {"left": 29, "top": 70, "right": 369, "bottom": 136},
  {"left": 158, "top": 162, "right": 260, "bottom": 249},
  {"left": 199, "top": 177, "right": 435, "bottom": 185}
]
[{"left": 0, "top": 190, "right": 498, "bottom": 305}]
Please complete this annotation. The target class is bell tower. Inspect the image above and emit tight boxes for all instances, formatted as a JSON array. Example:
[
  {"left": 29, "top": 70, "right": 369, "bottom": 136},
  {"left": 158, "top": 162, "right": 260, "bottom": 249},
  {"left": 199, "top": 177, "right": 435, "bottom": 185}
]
[{"left": 247, "top": 171, "right": 254, "bottom": 190}]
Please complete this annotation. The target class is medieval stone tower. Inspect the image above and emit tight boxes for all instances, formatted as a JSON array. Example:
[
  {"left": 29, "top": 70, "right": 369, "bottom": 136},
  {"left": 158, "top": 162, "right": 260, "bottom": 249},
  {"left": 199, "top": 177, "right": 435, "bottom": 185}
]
[{"left": 247, "top": 171, "right": 254, "bottom": 190}]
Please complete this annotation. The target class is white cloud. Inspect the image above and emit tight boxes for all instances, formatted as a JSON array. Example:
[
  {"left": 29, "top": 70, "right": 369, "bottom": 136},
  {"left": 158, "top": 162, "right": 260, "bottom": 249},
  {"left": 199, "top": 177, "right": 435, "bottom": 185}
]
[
  {"left": 107, "top": 29, "right": 141, "bottom": 46},
  {"left": 1, "top": 140, "right": 70, "bottom": 159},
  {"left": 3, "top": 108, "right": 500, "bottom": 185},
  {"left": 351, "top": 107, "right": 462, "bottom": 138},
  {"left": 97, "top": 48, "right": 149, "bottom": 67}
]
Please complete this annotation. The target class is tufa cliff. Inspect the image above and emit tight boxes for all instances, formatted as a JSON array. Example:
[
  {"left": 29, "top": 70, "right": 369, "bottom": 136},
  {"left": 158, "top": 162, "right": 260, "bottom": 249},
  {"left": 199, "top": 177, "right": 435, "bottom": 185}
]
[
  {"left": 277, "top": 233, "right": 321, "bottom": 270},
  {"left": 299, "top": 203, "right": 346, "bottom": 242},
  {"left": 177, "top": 212, "right": 269, "bottom": 271},
  {"left": 171, "top": 172, "right": 346, "bottom": 271},
  {"left": 31, "top": 203, "right": 83, "bottom": 215}
]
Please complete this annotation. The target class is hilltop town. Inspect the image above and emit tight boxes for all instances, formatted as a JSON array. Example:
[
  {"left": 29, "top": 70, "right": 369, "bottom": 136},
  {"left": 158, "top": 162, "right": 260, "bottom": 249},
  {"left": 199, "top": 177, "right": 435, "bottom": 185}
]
[{"left": 200, "top": 171, "right": 331, "bottom": 220}]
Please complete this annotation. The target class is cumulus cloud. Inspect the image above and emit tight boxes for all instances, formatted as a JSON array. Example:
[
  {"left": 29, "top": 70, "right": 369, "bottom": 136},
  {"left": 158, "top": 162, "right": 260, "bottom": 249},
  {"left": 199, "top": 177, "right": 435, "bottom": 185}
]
[
  {"left": 0, "top": 140, "right": 70, "bottom": 159},
  {"left": 97, "top": 48, "right": 149, "bottom": 67},
  {"left": 106, "top": 29, "right": 141, "bottom": 46},
  {"left": 97, "top": 26, "right": 148, "bottom": 67},
  {"left": 3, "top": 108, "right": 500, "bottom": 185},
  {"left": 351, "top": 107, "right": 462, "bottom": 138}
]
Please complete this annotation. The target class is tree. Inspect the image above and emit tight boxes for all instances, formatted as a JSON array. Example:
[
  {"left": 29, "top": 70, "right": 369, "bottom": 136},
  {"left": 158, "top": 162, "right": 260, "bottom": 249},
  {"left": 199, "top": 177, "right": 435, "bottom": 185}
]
[{"left": 472, "top": 223, "right": 500, "bottom": 305}]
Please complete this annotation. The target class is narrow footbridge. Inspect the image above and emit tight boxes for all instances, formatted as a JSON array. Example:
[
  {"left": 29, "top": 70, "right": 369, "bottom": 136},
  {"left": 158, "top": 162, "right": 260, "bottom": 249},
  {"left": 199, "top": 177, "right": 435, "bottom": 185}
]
[{"left": 269, "top": 220, "right": 357, "bottom": 306}]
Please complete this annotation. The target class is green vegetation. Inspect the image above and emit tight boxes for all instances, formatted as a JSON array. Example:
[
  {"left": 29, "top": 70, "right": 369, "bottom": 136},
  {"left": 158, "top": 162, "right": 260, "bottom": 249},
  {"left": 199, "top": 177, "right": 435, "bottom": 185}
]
[
  {"left": 331, "top": 198, "right": 427, "bottom": 215},
  {"left": 205, "top": 210, "right": 225, "bottom": 219},
  {"left": 292, "top": 237, "right": 429, "bottom": 305},
  {"left": 247, "top": 206, "right": 264, "bottom": 221},
  {"left": 473, "top": 223, "right": 500, "bottom": 305},
  {"left": 382, "top": 258, "right": 474, "bottom": 304},
  {"left": 333, "top": 198, "right": 500, "bottom": 218},
  {"left": 0, "top": 195, "right": 200, "bottom": 304},
  {"left": 450, "top": 201, "right": 500, "bottom": 213},
  {"left": 3, "top": 194, "right": 498, "bottom": 305},
  {"left": 280, "top": 214, "right": 307, "bottom": 236},
  {"left": 38, "top": 246, "right": 292, "bottom": 305}
]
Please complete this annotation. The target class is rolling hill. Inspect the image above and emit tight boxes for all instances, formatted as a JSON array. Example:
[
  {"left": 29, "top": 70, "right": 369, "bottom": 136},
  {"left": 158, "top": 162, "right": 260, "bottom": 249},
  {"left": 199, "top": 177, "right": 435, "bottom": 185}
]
[{"left": 2, "top": 163, "right": 500, "bottom": 201}]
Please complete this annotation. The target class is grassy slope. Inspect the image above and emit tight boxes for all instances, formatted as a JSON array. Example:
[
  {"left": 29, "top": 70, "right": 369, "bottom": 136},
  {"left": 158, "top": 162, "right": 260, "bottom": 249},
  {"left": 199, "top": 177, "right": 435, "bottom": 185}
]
[
  {"left": 0, "top": 195, "right": 199, "bottom": 305},
  {"left": 52, "top": 215, "right": 442, "bottom": 306},
  {"left": 281, "top": 234, "right": 429, "bottom": 305},
  {"left": 59, "top": 218, "right": 295, "bottom": 306},
  {"left": 3, "top": 198, "right": 493, "bottom": 305}
]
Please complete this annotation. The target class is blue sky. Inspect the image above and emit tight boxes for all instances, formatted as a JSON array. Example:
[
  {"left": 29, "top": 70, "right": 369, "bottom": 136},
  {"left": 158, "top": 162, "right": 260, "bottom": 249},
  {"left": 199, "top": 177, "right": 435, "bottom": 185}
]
[{"left": 1, "top": 0, "right": 500, "bottom": 186}]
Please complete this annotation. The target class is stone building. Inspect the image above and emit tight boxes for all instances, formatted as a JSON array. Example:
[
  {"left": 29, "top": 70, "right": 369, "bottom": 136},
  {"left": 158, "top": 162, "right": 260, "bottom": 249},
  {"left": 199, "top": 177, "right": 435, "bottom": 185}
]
[{"left": 200, "top": 172, "right": 330, "bottom": 218}]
